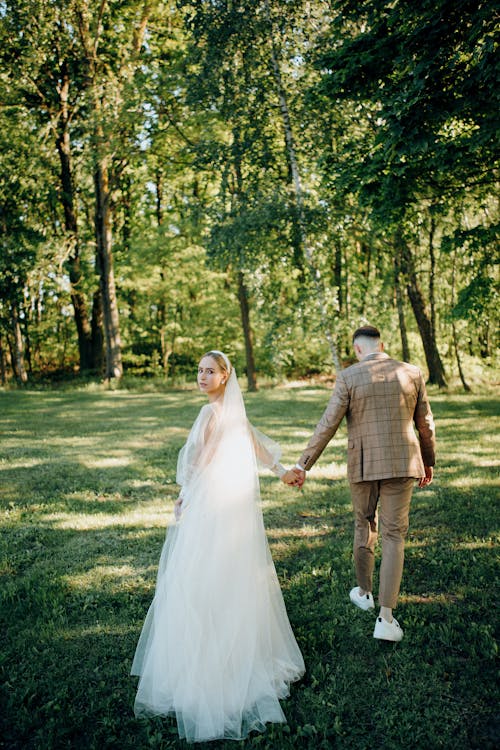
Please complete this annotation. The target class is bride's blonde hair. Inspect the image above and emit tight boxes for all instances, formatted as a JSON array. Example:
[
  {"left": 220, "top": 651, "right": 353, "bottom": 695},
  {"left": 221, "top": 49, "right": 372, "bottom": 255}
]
[{"left": 202, "top": 350, "right": 231, "bottom": 376}]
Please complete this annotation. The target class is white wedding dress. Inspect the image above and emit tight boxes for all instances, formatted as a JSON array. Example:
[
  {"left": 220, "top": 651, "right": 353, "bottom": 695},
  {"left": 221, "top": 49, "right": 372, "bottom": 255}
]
[{"left": 131, "top": 369, "right": 305, "bottom": 743}]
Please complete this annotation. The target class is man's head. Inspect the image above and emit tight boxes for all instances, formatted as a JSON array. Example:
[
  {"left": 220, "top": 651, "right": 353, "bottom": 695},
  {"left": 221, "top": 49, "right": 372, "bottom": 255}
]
[{"left": 352, "top": 325, "right": 383, "bottom": 361}]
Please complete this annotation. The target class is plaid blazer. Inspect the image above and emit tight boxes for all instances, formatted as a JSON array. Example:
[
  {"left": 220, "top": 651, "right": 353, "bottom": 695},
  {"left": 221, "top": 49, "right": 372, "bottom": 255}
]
[{"left": 298, "top": 352, "right": 436, "bottom": 482}]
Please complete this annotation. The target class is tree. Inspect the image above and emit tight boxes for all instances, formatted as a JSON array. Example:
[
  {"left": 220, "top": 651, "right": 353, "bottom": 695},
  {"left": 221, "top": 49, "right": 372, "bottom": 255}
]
[
  {"left": 315, "top": 0, "right": 499, "bottom": 210},
  {"left": 309, "top": 0, "right": 499, "bottom": 383},
  {"left": 263, "top": 0, "right": 342, "bottom": 369},
  {"left": 396, "top": 228, "right": 447, "bottom": 386},
  {"left": 75, "top": 0, "right": 157, "bottom": 380},
  {"left": 0, "top": 0, "right": 99, "bottom": 372},
  {"left": 0, "top": 0, "right": 496, "bottom": 385},
  {"left": 0, "top": 103, "right": 47, "bottom": 382}
]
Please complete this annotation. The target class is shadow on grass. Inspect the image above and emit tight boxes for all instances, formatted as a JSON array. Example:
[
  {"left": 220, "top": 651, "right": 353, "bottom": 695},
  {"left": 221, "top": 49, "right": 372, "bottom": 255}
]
[
  {"left": 0, "top": 585, "right": 496, "bottom": 750},
  {"left": 1, "top": 479, "right": 498, "bottom": 749},
  {"left": 0, "top": 389, "right": 498, "bottom": 749}
]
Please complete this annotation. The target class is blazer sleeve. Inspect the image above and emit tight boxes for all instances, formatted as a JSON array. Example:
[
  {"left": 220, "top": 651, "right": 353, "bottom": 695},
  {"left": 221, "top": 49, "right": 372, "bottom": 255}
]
[
  {"left": 297, "top": 373, "right": 350, "bottom": 471},
  {"left": 413, "top": 373, "right": 436, "bottom": 467}
]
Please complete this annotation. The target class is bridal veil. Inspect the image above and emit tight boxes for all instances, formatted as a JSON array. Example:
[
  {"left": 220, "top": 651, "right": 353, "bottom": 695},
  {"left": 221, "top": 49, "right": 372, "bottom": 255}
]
[{"left": 131, "top": 363, "right": 304, "bottom": 742}]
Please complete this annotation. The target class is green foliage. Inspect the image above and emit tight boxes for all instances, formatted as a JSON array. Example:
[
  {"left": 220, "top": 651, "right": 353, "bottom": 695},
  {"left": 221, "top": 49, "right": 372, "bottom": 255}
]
[
  {"left": 0, "top": 385, "right": 498, "bottom": 748},
  {"left": 440, "top": 219, "right": 500, "bottom": 355},
  {"left": 0, "top": 0, "right": 498, "bottom": 384},
  {"left": 454, "top": 274, "right": 496, "bottom": 320},
  {"left": 315, "top": 0, "right": 499, "bottom": 210}
]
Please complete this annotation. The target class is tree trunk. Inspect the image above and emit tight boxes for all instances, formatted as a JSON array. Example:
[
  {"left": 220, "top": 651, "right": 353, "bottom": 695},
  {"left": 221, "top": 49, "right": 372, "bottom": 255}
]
[
  {"left": 11, "top": 304, "right": 28, "bottom": 383},
  {"left": 159, "top": 324, "right": 171, "bottom": 378},
  {"left": 156, "top": 179, "right": 170, "bottom": 378},
  {"left": 158, "top": 274, "right": 176, "bottom": 381},
  {"left": 452, "top": 322, "right": 471, "bottom": 392},
  {"left": 77, "top": 0, "right": 155, "bottom": 381},
  {"left": 451, "top": 248, "right": 471, "bottom": 392},
  {"left": 479, "top": 324, "right": 490, "bottom": 359},
  {"left": 90, "top": 288, "right": 104, "bottom": 373},
  {"left": 428, "top": 214, "right": 437, "bottom": 341},
  {"left": 54, "top": 63, "right": 93, "bottom": 372},
  {"left": 334, "top": 241, "right": 343, "bottom": 314},
  {"left": 334, "top": 242, "right": 350, "bottom": 357},
  {"left": 394, "top": 247, "right": 411, "bottom": 362},
  {"left": 399, "top": 234, "right": 447, "bottom": 386},
  {"left": 229, "top": 133, "right": 259, "bottom": 391},
  {"left": 359, "top": 240, "right": 372, "bottom": 317},
  {"left": 237, "top": 271, "right": 258, "bottom": 392},
  {"left": 32, "top": 292, "right": 42, "bottom": 367},
  {"left": 94, "top": 157, "right": 123, "bottom": 380},
  {"left": 0, "top": 335, "right": 7, "bottom": 384},
  {"left": 121, "top": 172, "right": 132, "bottom": 253},
  {"left": 155, "top": 167, "right": 164, "bottom": 227},
  {"left": 22, "top": 308, "right": 32, "bottom": 374},
  {"left": 83, "top": 0, "right": 153, "bottom": 380}
]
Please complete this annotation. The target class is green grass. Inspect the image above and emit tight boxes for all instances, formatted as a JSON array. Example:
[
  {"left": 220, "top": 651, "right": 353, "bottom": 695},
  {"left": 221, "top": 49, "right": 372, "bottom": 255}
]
[{"left": 0, "top": 385, "right": 498, "bottom": 750}]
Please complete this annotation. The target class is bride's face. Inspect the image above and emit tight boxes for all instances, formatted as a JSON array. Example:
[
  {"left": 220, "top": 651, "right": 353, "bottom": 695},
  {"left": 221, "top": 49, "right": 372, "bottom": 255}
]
[{"left": 197, "top": 356, "right": 227, "bottom": 399}]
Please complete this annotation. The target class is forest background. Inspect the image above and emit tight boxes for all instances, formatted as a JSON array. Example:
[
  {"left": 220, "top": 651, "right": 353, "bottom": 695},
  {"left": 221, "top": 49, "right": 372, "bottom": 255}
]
[
  {"left": 0, "top": 4, "right": 499, "bottom": 749},
  {"left": 0, "top": 0, "right": 498, "bottom": 389}
]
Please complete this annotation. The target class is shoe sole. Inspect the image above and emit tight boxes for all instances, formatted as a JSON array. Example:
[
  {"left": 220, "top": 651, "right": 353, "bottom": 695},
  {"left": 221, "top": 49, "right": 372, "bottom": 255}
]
[
  {"left": 351, "top": 601, "right": 374, "bottom": 611},
  {"left": 349, "top": 595, "right": 374, "bottom": 611},
  {"left": 373, "top": 633, "right": 403, "bottom": 642}
]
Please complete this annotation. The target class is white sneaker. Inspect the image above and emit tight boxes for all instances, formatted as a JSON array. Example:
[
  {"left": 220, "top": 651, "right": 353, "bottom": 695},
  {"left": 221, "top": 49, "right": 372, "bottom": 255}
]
[
  {"left": 349, "top": 586, "right": 375, "bottom": 611},
  {"left": 373, "top": 616, "right": 404, "bottom": 642}
]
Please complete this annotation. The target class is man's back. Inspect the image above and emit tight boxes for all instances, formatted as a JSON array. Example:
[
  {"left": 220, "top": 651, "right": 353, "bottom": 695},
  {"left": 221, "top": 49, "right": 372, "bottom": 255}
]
[
  {"left": 290, "top": 326, "right": 436, "bottom": 643},
  {"left": 298, "top": 351, "right": 435, "bottom": 482},
  {"left": 341, "top": 352, "right": 435, "bottom": 482}
]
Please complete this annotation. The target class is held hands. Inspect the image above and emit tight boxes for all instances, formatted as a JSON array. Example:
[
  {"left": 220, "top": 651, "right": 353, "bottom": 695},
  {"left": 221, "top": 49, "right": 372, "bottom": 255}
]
[
  {"left": 418, "top": 465, "right": 434, "bottom": 488},
  {"left": 281, "top": 467, "right": 306, "bottom": 489}
]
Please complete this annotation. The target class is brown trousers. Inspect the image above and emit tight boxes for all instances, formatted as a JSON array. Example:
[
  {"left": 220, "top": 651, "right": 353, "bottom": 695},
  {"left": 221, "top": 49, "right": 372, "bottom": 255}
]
[{"left": 350, "top": 477, "right": 415, "bottom": 609}]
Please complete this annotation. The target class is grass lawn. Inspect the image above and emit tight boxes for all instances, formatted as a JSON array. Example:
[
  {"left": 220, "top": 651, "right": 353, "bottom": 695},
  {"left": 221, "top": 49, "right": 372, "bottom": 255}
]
[{"left": 0, "top": 383, "right": 498, "bottom": 750}]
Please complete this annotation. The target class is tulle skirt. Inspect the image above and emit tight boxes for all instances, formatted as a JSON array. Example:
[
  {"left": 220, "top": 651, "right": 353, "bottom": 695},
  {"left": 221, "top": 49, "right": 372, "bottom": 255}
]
[{"left": 131, "top": 454, "right": 304, "bottom": 743}]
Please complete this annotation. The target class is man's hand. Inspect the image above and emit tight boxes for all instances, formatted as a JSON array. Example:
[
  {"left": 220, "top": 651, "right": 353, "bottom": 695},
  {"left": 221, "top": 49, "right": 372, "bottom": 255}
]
[
  {"left": 281, "top": 467, "right": 306, "bottom": 488},
  {"left": 418, "top": 466, "right": 433, "bottom": 488}
]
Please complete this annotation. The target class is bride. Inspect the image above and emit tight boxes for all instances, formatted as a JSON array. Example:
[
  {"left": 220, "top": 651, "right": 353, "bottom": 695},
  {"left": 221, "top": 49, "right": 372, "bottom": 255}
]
[{"left": 131, "top": 350, "right": 305, "bottom": 742}]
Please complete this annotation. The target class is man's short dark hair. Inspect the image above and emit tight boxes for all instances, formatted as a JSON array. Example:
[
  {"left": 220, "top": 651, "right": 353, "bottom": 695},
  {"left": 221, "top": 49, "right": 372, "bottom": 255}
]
[{"left": 352, "top": 325, "right": 381, "bottom": 343}]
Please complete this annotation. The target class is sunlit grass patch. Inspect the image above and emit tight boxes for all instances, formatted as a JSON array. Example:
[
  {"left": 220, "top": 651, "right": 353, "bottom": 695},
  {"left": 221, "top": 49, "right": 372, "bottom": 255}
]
[
  {"left": 0, "top": 387, "right": 498, "bottom": 750},
  {"left": 38, "top": 503, "right": 171, "bottom": 531}
]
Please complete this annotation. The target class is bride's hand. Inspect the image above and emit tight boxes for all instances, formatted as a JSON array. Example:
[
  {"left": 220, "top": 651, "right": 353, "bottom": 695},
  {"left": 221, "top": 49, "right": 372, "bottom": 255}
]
[
  {"left": 174, "top": 497, "right": 183, "bottom": 520},
  {"left": 281, "top": 468, "right": 305, "bottom": 488}
]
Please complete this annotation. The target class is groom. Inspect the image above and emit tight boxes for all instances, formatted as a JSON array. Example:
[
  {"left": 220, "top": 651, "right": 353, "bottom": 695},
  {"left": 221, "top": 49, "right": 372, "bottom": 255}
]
[{"left": 282, "top": 325, "right": 435, "bottom": 641}]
